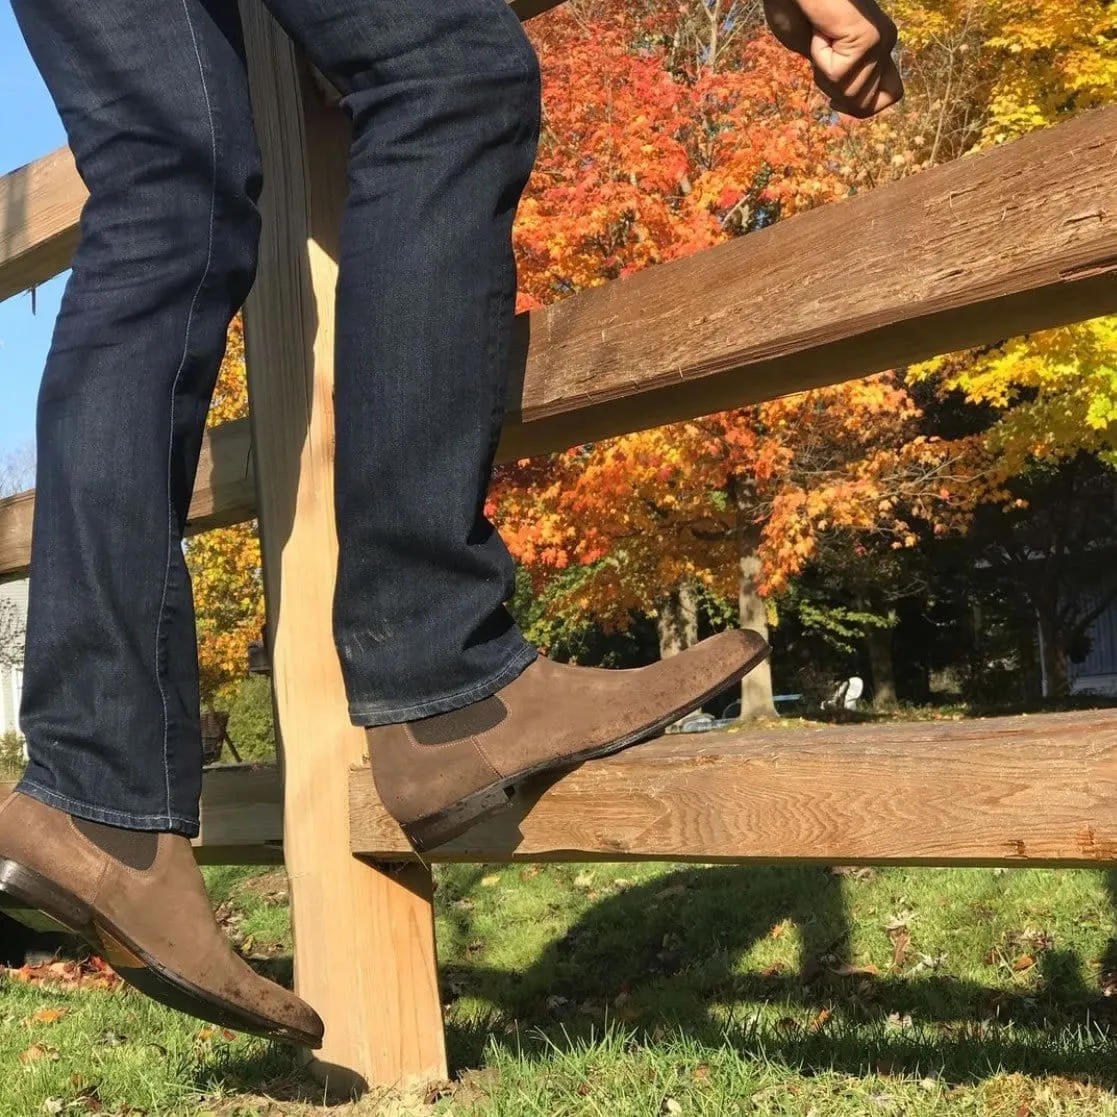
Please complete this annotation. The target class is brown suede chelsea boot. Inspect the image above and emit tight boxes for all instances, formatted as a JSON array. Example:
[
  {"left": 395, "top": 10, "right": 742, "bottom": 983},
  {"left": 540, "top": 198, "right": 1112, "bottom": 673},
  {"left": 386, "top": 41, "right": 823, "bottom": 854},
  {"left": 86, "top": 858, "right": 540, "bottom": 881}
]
[
  {"left": 0, "top": 792, "right": 323, "bottom": 1048},
  {"left": 368, "top": 628, "right": 769, "bottom": 851}
]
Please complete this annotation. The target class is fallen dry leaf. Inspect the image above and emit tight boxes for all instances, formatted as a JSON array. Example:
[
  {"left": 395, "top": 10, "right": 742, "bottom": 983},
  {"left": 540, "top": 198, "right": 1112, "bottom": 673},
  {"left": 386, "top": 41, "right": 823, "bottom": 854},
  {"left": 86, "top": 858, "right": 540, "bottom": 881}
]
[
  {"left": 1013, "top": 954, "right": 1036, "bottom": 973},
  {"left": 68, "top": 1086, "right": 103, "bottom": 1114},
  {"left": 6, "top": 955, "right": 120, "bottom": 992},
  {"left": 480, "top": 874, "right": 500, "bottom": 888},
  {"left": 769, "top": 920, "right": 790, "bottom": 939},
  {"left": 830, "top": 963, "right": 880, "bottom": 977},
  {"left": 808, "top": 1008, "right": 831, "bottom": 1033},
  {"left": 884, "top": 911, "right": 915, "bottom": 932},
  {"left": 423, "top": 1082, "right": 455, "bottom": 1105},
  {"left": 830, "top": 866, "right": 876, "bottom": 881},
  {"left": 28, "top": 1008, "right": 68, "bottom": 1025},
  {"left": 1008, "top": 929, "right": 1053, "bottom": 954},
  {"left": 890, "top": 930, "right": 911, "bottom": 972},
  {"left": 19, "top": 1042, "right": 59, "bottom": 1064}
]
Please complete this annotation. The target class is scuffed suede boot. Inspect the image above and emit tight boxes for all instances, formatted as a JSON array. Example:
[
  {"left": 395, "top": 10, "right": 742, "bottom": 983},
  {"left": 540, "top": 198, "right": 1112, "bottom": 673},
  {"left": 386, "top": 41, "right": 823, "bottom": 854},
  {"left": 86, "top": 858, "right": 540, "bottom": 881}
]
[
  {"left": 0, "top": 793, "right": 323, "bottom": 1048},
  {"left": 369, "top": 628, "right": 769, "bottom": 851}
]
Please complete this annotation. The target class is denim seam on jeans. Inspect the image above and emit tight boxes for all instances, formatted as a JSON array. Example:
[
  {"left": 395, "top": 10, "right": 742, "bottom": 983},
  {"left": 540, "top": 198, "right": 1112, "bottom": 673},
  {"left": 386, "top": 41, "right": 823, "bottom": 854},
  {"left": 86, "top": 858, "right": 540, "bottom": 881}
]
[
  {"left": 15, "top": 0, "right": 542, "bottom": 829},
  {"left": 18, "top": 779, "right": 199, "bottom": 835},
  {"left": 349, "top": 639, "right": 537, "bottom": 726},
  {"left": 153, "top": 0, "right": 221, "bottom": 825}
]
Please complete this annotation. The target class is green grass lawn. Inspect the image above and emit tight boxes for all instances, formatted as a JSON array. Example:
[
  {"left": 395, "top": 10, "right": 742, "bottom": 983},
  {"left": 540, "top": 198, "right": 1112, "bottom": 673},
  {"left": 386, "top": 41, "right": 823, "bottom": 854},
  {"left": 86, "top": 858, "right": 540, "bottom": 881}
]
[{"left": 5, "top": 856, "right": 1117, "bottom": 1115}]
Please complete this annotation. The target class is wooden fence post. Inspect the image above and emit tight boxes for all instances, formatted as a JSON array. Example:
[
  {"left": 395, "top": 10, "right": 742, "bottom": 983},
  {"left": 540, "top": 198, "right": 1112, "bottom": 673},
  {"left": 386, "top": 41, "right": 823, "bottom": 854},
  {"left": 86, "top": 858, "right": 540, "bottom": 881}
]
[{"left": 237, "top": 1, "right": 447, "bottom": 1093}]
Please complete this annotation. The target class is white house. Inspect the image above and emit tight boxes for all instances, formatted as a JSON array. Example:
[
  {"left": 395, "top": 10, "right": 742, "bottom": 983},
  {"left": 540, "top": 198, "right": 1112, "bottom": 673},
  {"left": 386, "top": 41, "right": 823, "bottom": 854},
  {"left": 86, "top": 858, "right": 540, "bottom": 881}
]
[
  {"left": 0, "top": 578, "right": 27, "bottom": 739},
  {"left": 1072, "top": 592, "right": 1117, "bottom": 697}
]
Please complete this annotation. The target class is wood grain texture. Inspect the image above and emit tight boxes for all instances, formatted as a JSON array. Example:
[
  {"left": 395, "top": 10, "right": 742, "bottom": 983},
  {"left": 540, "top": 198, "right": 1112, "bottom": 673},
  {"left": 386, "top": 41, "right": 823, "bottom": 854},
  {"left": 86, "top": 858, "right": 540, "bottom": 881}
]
[
  {"left": 497, "top": 105, "right": 1117, "bottom": 458},
  {"left": 185, "top": 418, "right": 256, "bottom": 532},
  {"left": 239, "top": 6, "right": 445, "bottom": 1093},
  {"left": 349, "top": 711, "right": 1117, "bottom": 867},
  {"left": 4, "top": 109, "right": 1115, "bottom": 575},
  {"left": 0, "top": 492, "right": 33, "bottom": 584},
  {"left": 0, "top": 147, "right": 85, "bottom": 302},
  {"left": 8, "top": 711, "right": 1115, "bottom": 868},
  {"left": 193, "top": 763, "right": 284, "bottom": 865},
  {"left": 0, "top": 418, "right": 253, "bottom": 581}
]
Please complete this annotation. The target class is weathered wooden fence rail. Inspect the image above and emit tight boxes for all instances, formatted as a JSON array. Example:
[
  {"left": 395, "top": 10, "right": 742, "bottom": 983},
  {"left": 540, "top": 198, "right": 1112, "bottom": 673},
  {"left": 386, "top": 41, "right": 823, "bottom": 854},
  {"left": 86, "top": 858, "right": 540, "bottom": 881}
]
[
  {"left": 2, "top": 0, "right": 1117, "bottom": 1094},
  {"left": 3, "top": 105, "right": 1117, "bottom": 581},
  {"left": 5, "top": 708, "right": 1117, "bottom": 868}
]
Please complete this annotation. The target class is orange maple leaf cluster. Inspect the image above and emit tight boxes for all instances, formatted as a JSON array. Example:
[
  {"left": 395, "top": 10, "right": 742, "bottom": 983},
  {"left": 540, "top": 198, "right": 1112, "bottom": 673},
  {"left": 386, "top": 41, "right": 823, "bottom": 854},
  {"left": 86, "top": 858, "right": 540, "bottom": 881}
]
[{"left": 494, "top": 1, "right": 969, "bottom": 629}]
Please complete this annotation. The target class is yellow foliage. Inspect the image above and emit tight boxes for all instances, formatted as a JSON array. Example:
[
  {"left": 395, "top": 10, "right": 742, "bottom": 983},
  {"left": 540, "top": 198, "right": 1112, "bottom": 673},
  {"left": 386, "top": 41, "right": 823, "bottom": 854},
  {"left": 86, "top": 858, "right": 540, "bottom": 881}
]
[
  {"left": 876, "top": 0, "right": 1117, "bottom": 492},
  {"left": 185, "top": 316, "right": 265, "bottom": 705}
]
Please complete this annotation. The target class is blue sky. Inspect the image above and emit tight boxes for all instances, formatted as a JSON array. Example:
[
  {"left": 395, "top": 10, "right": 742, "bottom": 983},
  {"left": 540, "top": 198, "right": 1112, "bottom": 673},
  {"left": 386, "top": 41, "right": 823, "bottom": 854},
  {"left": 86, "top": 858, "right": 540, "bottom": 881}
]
[{"left": 0, "top": 8, "right": 67, "bottom": 460}]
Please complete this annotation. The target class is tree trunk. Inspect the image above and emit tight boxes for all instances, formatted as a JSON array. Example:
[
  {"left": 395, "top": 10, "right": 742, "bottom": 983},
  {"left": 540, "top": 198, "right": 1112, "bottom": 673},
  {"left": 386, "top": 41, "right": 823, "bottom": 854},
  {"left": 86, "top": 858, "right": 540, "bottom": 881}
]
[
  {"left": 865, "top": 624, "right": 898, "bottom": 710},
  {"left": 1035, "top": 600, "right": 1070, "bottom": 698},
  {"left": 733, "top": 482, "right": 776, "bottom": 719},
  {"left": 1015, "top": 610, "right": 1042, "bottom": 705},
  {"left": 738, "top": 551, "right": 776, "bottom": 718},
  {"left": 656, "top": 582, "right": 699, "bottom": 660}
]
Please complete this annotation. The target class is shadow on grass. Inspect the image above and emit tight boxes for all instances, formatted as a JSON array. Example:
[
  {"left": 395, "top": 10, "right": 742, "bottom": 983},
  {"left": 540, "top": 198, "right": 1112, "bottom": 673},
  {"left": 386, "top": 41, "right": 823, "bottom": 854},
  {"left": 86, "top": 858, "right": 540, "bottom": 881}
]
[
  {"left": 9, "top": 864, "right": 1117, "bottom": 1097},
  {"left": 442, "top": 865, "right": 1117, "bottom": 1090}
]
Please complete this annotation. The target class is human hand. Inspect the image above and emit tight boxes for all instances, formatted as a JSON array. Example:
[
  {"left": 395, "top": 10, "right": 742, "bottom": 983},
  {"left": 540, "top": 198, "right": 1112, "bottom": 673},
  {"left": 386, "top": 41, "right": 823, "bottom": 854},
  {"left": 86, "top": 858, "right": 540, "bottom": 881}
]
[{"left": 763, "top": 0, "right": 903, "bottom": 118}]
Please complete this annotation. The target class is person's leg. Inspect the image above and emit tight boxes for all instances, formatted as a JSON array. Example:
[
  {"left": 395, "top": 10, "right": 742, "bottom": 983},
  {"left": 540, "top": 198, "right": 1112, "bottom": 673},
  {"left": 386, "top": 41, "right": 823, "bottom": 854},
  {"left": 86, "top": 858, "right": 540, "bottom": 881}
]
[
  {"left": 257, "top": 0, "right": 771, "bottom": 850},
  {"left": 260, "top": 0, "right": 541, "bottom": 724},
  {"left": 1, "top": 0, "right": 321, "bottom": 1045},
  {"left": 14, "top": 0, "right": 257, "bottom": 835}
]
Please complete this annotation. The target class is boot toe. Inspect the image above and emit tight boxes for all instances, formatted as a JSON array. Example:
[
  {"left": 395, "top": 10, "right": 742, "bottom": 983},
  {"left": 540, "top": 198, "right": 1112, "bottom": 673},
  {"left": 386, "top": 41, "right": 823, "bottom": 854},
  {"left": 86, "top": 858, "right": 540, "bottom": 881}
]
[
  {"left": 647, "top": 629, "right": 769, "bottom": 694},
  {"left": 269, "top": 986, "right": 325, "bottom": 1047}
]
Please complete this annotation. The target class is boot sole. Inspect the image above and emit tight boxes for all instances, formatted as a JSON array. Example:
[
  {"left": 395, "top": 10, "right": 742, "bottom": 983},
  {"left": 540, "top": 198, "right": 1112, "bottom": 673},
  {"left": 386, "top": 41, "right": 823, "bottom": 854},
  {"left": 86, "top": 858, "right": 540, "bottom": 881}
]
[
  {"left": 403, "top": 641, "right": 771, "bottom": 852},
  {"left": 0, "top": 858, "right": 322, "bottom": 1049}
]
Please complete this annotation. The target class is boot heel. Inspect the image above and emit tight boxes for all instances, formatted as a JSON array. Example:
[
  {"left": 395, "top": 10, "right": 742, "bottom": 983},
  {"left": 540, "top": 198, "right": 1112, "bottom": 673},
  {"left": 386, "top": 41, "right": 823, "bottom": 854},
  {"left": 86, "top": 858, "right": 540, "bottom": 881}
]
[
  {"left": 403, "top": 783, "right": 515, "bottom": 853},
  {"left": 0, "top": 858, "right": 94, "bottom": 937}
]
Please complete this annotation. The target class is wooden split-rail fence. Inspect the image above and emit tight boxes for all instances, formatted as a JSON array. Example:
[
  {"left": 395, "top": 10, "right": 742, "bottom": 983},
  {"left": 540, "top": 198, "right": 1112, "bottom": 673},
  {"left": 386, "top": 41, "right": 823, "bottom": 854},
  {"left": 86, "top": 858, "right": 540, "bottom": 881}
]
[{"left": 1, "top": 0, "right": 1117, "bottom": 1093}]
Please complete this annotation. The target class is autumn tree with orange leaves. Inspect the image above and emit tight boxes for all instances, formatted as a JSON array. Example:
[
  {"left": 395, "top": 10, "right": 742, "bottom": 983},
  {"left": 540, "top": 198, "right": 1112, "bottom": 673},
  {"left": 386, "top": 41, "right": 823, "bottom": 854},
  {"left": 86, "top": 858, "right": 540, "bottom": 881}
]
[
  {"left": 515, "top": 0, "right": 848, "bottom": 305},
  {"left": 496, "top": 0, "right": 964, "bottom": 715},
  {"left": 185, "top": 0, "right": 1113, "bottom": 708}
]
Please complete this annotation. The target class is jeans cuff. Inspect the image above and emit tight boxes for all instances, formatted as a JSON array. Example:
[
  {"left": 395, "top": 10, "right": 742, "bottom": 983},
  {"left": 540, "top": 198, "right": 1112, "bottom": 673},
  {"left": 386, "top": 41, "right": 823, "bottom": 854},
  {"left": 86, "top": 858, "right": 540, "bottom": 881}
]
[
  {"left": 348, "top": 641, "right": 539, "bottom": 727},
  {"left": 15, "top": 778, "right": 200, "bottom": 838}
]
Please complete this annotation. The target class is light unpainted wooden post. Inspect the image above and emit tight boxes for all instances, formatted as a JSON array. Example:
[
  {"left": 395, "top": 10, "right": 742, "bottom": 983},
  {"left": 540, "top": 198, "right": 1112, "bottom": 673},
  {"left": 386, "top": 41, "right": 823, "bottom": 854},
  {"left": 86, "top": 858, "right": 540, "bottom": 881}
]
[{"left": 238, "top": 2, "right": 447, "bottom": 1094}]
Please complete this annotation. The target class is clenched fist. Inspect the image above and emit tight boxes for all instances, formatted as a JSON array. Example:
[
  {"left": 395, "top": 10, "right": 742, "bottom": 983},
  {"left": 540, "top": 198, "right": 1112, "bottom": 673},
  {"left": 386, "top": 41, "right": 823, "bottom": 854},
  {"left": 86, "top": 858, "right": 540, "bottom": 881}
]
[{"left": 764, "top": 0, "right": 903, "bottom": 118}]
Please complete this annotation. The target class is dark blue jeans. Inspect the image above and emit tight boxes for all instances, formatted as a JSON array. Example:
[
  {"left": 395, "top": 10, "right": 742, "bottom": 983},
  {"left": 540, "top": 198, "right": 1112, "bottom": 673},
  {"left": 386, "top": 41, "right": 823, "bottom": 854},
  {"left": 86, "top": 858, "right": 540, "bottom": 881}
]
[{"left": 12, "top": 0, "right": 540, "bottom": 836}]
